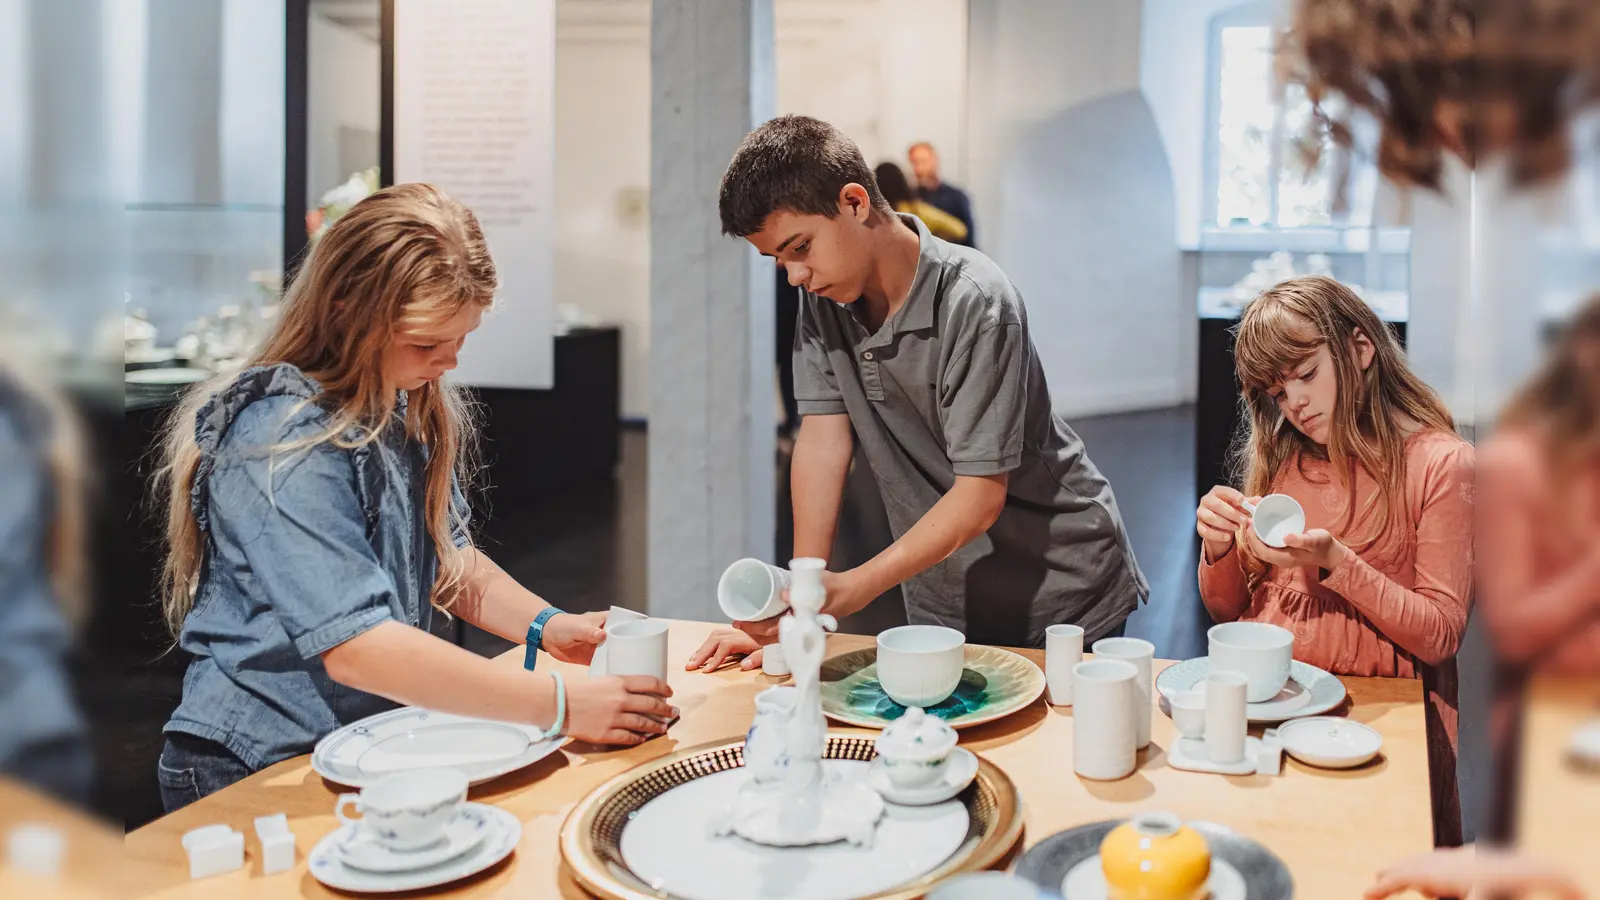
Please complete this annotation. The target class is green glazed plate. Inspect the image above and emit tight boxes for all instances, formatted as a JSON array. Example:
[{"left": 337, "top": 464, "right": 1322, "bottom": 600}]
[{"left": 819, "top": 645, "right": 1046, "bottom": 730}]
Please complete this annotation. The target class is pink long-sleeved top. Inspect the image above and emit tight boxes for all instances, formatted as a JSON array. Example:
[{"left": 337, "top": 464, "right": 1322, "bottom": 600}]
[
  {"left": 1198, "top": 429, "right": 1474, "bottom": 843},
  {"left": 1199, "top": 429, "right": 1474, "bottom": 678}
]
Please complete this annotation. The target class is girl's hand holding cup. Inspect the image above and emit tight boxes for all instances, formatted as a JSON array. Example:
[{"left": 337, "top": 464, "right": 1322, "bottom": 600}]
[
  {"left": 1196, "top": 486, "right": 1257, "bottom": 563},
  {"left": 562, "top": 675, "right": 677, "bottom": 746}
]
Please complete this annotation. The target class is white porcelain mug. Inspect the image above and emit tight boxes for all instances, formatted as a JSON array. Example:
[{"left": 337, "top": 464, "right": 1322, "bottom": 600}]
[
  {"left": 1208, "top": 621, "right": 1294, "bottom": 703},
  {"left": 1072, "top": 659, "right": 1140, "bottom": 781},
  {"left": 605, "top": 619, "right": 670, "bottom": 683},
  {"left": 875, "top": 625, "right": 965, "bottom": 708},
  {"left": 334, "top": 768, "right": 467, "bottom": 851},
  {"left": 1044, "top": 623, "right": 1084, "bottom": 706},
  {"left": 717, "top": 558, "right": 792, "bottom": 621}
]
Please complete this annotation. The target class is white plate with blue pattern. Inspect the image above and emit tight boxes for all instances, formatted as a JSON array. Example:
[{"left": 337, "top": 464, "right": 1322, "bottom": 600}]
[
  {"left": 311, "top": 802, "right": 521, "bottom": 892},
  {"left": 312, "top": 707, "right": 566, "bottom": 788}
]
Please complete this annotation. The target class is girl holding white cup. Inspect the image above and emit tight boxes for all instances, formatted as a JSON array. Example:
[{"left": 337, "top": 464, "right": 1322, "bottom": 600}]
[{"left": 1194, "top": 277, "right": 1473, "bottom": 844}]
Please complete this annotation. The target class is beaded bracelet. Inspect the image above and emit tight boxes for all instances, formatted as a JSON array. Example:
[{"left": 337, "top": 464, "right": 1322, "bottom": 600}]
[{"left": 538, "top": 670, "right": 567, "bottom": 741}]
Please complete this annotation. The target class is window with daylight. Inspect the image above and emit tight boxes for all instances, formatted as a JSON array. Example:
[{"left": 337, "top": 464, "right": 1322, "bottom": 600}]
[{"left": 1204, "top": 4, "right": 1374, "bottom": 235}]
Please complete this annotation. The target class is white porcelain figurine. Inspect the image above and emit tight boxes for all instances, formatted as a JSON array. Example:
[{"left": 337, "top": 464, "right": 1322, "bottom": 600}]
[{"left": 714, "top": 558, "right": 884, "bottom": 847}]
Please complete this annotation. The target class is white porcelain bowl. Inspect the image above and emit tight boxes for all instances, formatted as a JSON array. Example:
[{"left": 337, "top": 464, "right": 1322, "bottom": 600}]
[
  {"left": 876, "top": 625, "right": 965, "bottom": 708},
  {"left": 1277, "top": 716, "right": 1382, "bottom": 769},
  {"left": 1208, "top": 621, "right": 1294, "bottom": 703}
]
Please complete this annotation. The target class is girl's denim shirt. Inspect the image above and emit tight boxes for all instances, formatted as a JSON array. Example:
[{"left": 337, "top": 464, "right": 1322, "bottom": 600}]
[{"left": 165, "top": 363, "right": 468, "bottom": 770}]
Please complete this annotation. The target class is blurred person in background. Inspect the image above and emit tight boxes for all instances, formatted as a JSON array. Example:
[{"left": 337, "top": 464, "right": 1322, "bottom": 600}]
[
  {"left": 0, "top": 352, "right": 92, "bottom": 806},
  {"left": 1286, "top": 0, "right": 1600, "bottom": 193},
  {"left": 906, "top": 142, "right": 976, "bottom": 248},
  {"left": 872, "top": 162, "right": 969, "bottom": 244}
]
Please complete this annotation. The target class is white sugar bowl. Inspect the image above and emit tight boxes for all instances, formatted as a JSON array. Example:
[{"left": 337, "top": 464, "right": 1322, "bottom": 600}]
[{"left": 874, "top": 707, "right": 959, "bottom": 790}]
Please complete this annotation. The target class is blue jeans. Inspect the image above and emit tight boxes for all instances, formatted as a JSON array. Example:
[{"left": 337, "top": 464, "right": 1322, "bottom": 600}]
[{"left": 157, "top": 732, "right": 253, "bottom": 814}]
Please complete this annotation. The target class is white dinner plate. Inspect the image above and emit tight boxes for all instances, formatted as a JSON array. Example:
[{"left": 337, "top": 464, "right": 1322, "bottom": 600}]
[
  {"left": 312, "top": 707, "right": 566, "bottom": 788},
  {"left": 310, "top": 802, "right": 520, "bottom": 893},
  {"left": 1156, "top": 658, "right": 1347, "bottom": 723},
  {"left": 125, "top": 367, "right": 211, "bottom": 385}
]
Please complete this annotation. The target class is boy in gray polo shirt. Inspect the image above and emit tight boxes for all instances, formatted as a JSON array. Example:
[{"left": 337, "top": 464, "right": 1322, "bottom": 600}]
[{"left": 690, "top": 115, "right": 1146, "bottom": 668}]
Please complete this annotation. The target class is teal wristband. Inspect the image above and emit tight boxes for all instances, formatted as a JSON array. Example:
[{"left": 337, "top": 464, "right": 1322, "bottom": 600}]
[
  {"left": 524, "top": 607, "right": 564, "bottom": 671},
  {"left": 538, "top": 671, "right": 567, "bottom": 741}
]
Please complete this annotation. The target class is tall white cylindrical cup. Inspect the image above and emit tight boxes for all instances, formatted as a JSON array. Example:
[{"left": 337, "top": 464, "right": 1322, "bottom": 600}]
[
  {"left": 1091, "top": 637, "right": 1154, "bottom": 750},
  {"left": 1072, "top": 659, "right": 1139, "bottom": 781},
  {"left": 1045, "top": 624, "right": 1084, "bottom": 706},
  {"left": 1204, "top": 671, "right": 1249, "bottom": 764},
  {"left": 606, "top": 619, "right": 670, "bottom": 683}
]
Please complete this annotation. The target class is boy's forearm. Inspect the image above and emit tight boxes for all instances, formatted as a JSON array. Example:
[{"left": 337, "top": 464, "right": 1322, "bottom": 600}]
[
  {"left": 840, "top": 474, "right": 1007, "bottom": 615},
  {"left": 791, "top": 415, "right": 853, "bottom": 560}
]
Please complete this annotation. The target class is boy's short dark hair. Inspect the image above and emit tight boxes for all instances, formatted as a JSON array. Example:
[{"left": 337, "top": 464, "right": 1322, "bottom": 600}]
[{"left": 719, "top": 115, "right": 891, "bottom": 237}]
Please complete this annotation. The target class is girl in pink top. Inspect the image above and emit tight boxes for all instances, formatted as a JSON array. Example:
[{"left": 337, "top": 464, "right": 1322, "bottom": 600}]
[{"left": 1195, "top": 276, "right": 1474, "bottom": 846}]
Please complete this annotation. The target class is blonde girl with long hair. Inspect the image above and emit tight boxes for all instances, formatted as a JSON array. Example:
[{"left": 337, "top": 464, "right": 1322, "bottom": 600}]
[
  {"left": 156, "top": 184, "right": 674, "bottom": 812},
  {"left": 1194, "top": 275, "right": 1474, "bottom": 846}
]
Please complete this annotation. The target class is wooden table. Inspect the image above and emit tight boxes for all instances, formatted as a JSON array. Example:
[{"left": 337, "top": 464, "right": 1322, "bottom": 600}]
[
  {"left": 1516, "top": 675, "right": 1600, "bottom": 896},
  {"left": 0, "top": 779, "right": 124, "bottom": 899},
  {"left": 126, "top": 620, "right": 1435, "bottom": 898}
]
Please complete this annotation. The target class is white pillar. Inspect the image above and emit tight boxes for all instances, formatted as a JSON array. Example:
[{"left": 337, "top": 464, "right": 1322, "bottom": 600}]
[{"left": 648, "top": 0, "right": 776, "bottom": 620}]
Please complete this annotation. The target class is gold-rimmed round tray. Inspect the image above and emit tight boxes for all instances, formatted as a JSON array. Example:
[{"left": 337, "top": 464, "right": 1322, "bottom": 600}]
[{"left": 560, "top": 733, "right": 1024, "bottom": 900}]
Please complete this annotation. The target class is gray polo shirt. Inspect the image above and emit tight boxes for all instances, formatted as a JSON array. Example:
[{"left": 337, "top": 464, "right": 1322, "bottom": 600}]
[{"left": 793, "top": 214, "right": 1148, "bottom": 647}]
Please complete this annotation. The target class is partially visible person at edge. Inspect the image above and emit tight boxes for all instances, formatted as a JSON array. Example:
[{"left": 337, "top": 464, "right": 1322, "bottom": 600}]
[
  {"left": 1475, "top": 293, "right": 1600, "bottom": 839},
  {"left": 0, "top": 355, "right": 92, "bottom": 806},
  {"left": 907, "top": 141, "right": 976, "bottom": 248},
  {"left": 872, "top": 162, "right": 968, "bottom": 245}
]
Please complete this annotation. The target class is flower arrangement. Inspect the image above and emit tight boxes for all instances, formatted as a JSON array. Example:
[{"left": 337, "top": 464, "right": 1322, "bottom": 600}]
[{"left": 305, "top": 167, "right": 380, "bottom": 241}]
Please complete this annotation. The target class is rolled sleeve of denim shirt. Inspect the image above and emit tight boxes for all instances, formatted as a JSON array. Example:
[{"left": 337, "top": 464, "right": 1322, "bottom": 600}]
[
  {"left": 793, "top": 297, "right": 848, "bottom": 416},
  {"left": 208, "top": 408, "right": 398, "bottom": 661},
  {"left": 941, "top": 323, "right": 1027, "bottom": 477}
]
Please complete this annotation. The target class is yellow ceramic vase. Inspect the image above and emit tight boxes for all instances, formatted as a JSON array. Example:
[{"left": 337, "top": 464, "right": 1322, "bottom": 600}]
[{"left": 1099, "top": 812, "right": 1212, "bottom": 900}]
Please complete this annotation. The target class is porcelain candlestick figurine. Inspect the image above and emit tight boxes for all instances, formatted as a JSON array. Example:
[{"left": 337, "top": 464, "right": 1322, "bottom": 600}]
[{"left": 715, "top": 558, "right": 884, "bottom": 847}]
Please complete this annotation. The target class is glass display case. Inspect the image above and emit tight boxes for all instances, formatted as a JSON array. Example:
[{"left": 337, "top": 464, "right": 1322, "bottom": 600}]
[{"left": 1195, "top": 226, "right": 1412, "bottom": 323}]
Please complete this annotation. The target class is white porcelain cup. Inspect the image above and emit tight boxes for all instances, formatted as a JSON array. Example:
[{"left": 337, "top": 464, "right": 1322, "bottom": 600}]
[
  {"left": 605, "top": 619, "right": 670, "bottom": 683},
  {"left": 1091, "top": 637, "right": 1155, "bottom": 750},
  {"left": 1170, "top": 688, "right": 1207, "bottom": 740},
  {"left": 334, "top": 768, "right": 467, "bottom": 852},
  {"left": 717, "top": 558, "right": 792, "bottom": 622},
  {"left": 927, "top": 871, "right": 1042, "bottom": 900},
  {"left": 1204, "top": 671, "right": 1249, "bottom": 764},
  {"left": 1045, "top": 624, "right": 1084, "bottom": 706},
  {"left": 875, "top": 625, "right": 965, "bottom": 708},
  {"left": 1072, "top": 659, "right": 1139, "bottom": 781},
  {"left": 1247, "top": 493, "right": 1307, "bottom": 549},
  {"left": 761, "top": 641, "right": 790, "bottom": 676},
  {"left": 1208, "top": 621, "right": 1294, "bottom": 702}
]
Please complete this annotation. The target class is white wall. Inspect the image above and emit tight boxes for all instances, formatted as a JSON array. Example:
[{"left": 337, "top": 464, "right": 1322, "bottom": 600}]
[
  {"left": 553, "top": 0, "right": 969, "bottom": 419},
  {"left": 967, "top": 0, "right": 1190, "bottom": 417},
  {"left": 307, "top": 12, "right": 378, "bottom": 205}
]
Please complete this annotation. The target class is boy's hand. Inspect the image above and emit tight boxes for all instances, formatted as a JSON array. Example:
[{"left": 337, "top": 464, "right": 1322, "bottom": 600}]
[
  {"left": 541, "top": 611, "right": 608, "bottom": 665},
  {"left": 732, "top": 569, "right": 875, "bottom": 643},
  {"left": 686, "top": 628, "right": 763, "bottom": 672}
]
